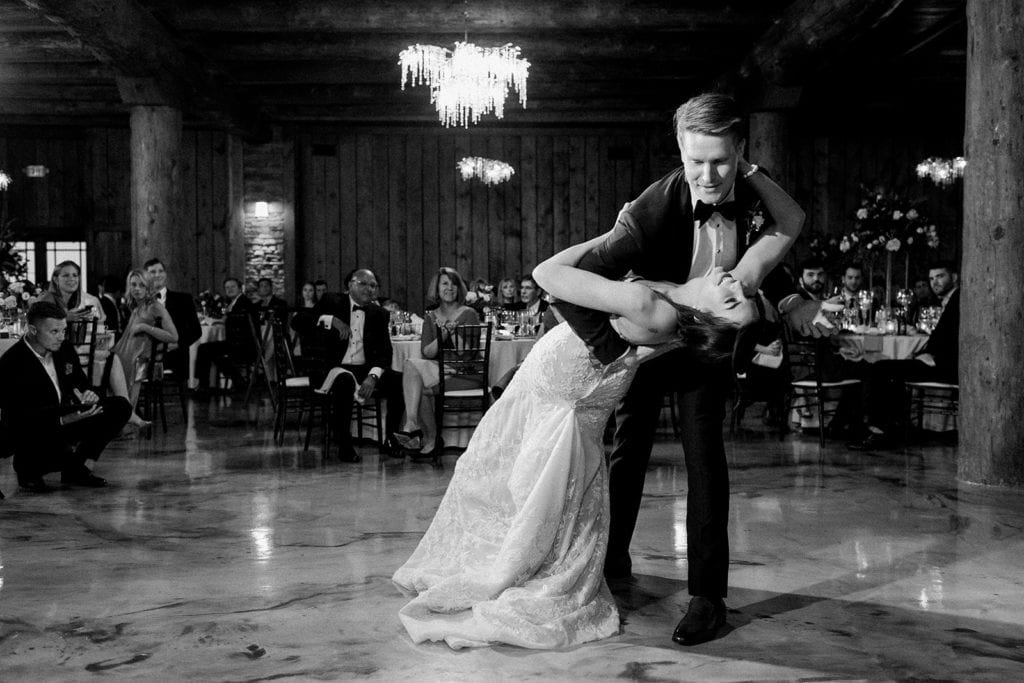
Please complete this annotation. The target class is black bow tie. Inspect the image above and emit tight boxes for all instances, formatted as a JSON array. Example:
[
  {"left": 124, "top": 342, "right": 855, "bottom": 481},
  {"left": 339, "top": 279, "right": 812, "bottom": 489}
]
[
  {"left": 694, "top": 200, "right": 737, "bottom": 224},
  {"left": 352, "top": 305, "right": 367, "bottom": 313}
]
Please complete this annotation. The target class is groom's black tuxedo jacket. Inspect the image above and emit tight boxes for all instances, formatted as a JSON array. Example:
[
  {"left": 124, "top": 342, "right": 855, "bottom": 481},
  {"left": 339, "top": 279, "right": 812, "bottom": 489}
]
[{"left": 557, "top": 165, "right": 787, "bottom": 363}]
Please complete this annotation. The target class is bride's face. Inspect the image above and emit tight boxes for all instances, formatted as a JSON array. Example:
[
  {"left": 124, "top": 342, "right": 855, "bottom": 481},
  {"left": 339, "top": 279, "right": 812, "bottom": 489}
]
[{"left": 669, "top": 268, "right": 757, "bottom": 326}]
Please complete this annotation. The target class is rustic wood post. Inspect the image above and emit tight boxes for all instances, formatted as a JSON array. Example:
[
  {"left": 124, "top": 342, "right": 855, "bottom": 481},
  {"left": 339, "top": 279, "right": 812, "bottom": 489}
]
[
  {"left": 960, "top": 0, "right": 1024, "bottom": 486},
  {"left": 130, "top": 105, "right": 184, "bottom": 276}
]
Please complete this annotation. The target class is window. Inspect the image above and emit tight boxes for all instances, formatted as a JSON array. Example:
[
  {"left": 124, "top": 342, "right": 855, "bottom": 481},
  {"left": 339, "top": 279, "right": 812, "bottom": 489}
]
[
  {"left": 12, "top": 241, "right": 36, "bottom": 284},
  {"left": 10, "top": 240, "right": 89, "bottom": 292}
]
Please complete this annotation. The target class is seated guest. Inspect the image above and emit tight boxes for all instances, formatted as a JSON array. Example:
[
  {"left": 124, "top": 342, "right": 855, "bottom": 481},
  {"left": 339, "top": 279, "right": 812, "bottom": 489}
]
[
  {"left": 110, "top": 270, "right": 179, "bottom": 424},
  {"left": 504, "top": 274, "right": 549, "bottom": 317},
  {"left": 297, "top": 281, "right": 317, "bottom": 310},
  {"left": 314, "top": 279, "right": 329, "bottom": 302},
  {"left": 907, "top": 276, "right": 938, "bottom": 326},
  {"left": 39, "top": 260, "right": 105, "bottom": 325},
  {"left": 255, "top": 277, "right": 289, "bottom": 323},
  {"left": 0, "top": 301, "right": 131, "bottom": 493},
  {"left": 290, "top": 267, "right": 403, "bottom": 462},
  {"left": 393, "top": 267, "right": 480, "bottom": 457},
  {"left": 194, "top": 277, "right": 258, "bottom": 392},
  {"left": 465, "top": 277, "right": 495, "bottom": 316},
  {"left": 495, "top": 277, "right": 518, "bottom": 308},
  {"left": 849, "top": 261, "right": 960, "bottom": 450},
  {"left": 838, "top": 263, "right": 864, "bottom": 309},
  {"left": 143, "top": 258, "right": 200, "bottom": 381},
  {"left": 795, "top": 257, "right": 827, "bottom": 302}
]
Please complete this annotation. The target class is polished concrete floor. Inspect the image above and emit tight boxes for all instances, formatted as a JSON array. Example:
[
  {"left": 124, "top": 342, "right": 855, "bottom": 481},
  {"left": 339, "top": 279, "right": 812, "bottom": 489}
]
[{"left": 1, "top": 398, "right": 1023, "bottom": 681}]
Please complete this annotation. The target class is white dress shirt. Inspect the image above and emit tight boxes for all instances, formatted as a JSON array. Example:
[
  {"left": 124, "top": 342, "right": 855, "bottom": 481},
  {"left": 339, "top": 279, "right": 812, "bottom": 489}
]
[
  {"left": 341, "top": 297, "right": 367, "bottom": 366},
  {"left": 26, "top": 339, "right": 61, "bottom": 402},
  {"left": 687, "top": 189, "right": 738, "bottom": 282}
]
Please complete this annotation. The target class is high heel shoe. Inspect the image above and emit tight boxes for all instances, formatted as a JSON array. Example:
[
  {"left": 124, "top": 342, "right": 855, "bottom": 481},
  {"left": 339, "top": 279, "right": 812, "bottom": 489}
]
[{"left": 392, "top": 429, "right": 423, "bottom": 451}]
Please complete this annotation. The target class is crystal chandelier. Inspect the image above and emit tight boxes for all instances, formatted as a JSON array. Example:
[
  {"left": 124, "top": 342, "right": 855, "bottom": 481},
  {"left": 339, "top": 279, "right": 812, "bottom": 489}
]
[
  {"left": 457, "top": 157, "right": 515, "bottom": 185},
  {"left": 400, "top": 41, "right": 529, "bottom": 127},
  {"left": 915, "top": 156, "right": 966, "bottom": 187}
]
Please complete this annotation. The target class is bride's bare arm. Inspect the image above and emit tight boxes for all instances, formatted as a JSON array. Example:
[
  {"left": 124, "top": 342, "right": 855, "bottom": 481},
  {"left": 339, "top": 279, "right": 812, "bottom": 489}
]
[
  {"left": 534, "top": 235, "right": 665, "bottom": 332},
  {"left": 730, "top": 158, "right": 805, "bottom": 294}
]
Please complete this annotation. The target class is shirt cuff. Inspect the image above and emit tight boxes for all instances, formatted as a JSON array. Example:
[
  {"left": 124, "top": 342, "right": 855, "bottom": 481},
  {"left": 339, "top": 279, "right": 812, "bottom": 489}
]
[{"left": 369, "top": 367, "right": 383, "bottom": 380}]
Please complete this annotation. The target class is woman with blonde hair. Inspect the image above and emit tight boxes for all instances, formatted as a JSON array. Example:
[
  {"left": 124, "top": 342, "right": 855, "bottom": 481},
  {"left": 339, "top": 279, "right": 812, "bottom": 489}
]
[
  {"left": 39, "top": 260, "right": 105, "bottom": 324},
  {"left": 110, "top": 270, "right": 178, "bottom": 425}
]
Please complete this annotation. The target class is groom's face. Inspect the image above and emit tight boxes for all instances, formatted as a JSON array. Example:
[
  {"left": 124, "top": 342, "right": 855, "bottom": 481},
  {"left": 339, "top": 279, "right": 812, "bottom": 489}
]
[{"left": 679, "top": 130, "right": 744, "bottom": 206}]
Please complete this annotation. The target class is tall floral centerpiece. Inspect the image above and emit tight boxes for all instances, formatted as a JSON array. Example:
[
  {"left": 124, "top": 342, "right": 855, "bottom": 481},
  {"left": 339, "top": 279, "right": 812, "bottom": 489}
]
[{"left": 836, "top": 185, "right": 939, "bottom": 307}]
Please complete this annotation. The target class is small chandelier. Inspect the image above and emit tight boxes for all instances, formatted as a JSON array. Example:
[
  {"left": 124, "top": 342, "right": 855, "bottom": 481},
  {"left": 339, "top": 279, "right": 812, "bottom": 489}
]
[
  {"left": 457, "top": 157, "right": 515, "bottom": 185},
  {"left": 400, "top": 41, "right": 529, "bottom": 127},
  {"left": 915, "top": 156, "right": 966, "bottom": 187}
]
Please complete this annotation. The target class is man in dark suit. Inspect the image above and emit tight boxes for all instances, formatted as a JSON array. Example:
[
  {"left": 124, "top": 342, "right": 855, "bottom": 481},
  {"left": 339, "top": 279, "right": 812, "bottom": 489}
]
[
  {"left": 555, "top": 92, "right": 826, "bottom": 646},
  {"left": 291, "top": 268, "right": 403, "bottom": 462},
  {"left": 849, "top": 261, "right": 960, "bottom": 450},
  {"left": 504, "top": 274, "right": 550, "bottom": 317},
  {"left": 255, "top": 277, "right": 289, "bottom": 323},
  {"left": 144, "top": 258, "right": 201, "bottom": 380},
  {"left": 194, "top": 277, "right": 259, "bottom": 392},
  {"left": 0, "top": 301, "right": 131, "bottom": 493}
]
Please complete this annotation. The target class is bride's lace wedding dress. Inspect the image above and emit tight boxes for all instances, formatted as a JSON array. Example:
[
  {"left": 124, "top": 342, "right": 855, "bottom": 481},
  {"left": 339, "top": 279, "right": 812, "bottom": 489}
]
[{"left": 392, "top": 322, "right": 643, "bottom": 649}]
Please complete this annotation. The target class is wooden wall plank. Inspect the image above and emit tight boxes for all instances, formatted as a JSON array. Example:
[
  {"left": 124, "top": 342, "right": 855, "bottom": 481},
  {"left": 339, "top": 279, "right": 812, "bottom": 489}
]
[
  {"left": 436, "top": 135, "right": 455, "bottom": 303},
  {"left": 568, "top": 135, "right": 585, "bottom": 247},
  {"left": 469, "top": 136, "right": 488, "bottom": 281},
  {"left": 371, "top": 133, "right": 390, "bottom": 285},
  {"left": 387, "top": 134, "right": 407, "bottom": 302},
  {"left": 584, "top": 135, "right": 601, "bottom": 239},
  {"left": 420, "top": 134, "right": 441, "bottom": 308},
  {"left": 323, "top": 137, "right": 341, "bottom": 286},
  {"left": 211, "top": 132, "right": 229, "bottom": 291},
  {"left": 552, "top": 136, "right": 570, "bottom": 256},
  {"left": 405, "top": 135, "right": 424, "bottom": 309},
  {"left": 503, "top": 135, "right": 522, "bottom": 283},
  {"left": 453, "top": 134, "right": 471, "bottom": 279},
  {"left": 192, "top": 130, "right": 214, "bottom": 292},
  {"left": 535, "top": 135, "right": 553, "bottom": 269},
  {"left": 338, "top": 135, "right": 358, "bottom": 287},
  {"left": 518, "top": 134, "right": 537, "bottom": 276},
  {"left": 354, "top": 134, "right": 375, "bottom": 287},
  {"left": 485, "top": 135, "right": 504, "bottom": 282}
]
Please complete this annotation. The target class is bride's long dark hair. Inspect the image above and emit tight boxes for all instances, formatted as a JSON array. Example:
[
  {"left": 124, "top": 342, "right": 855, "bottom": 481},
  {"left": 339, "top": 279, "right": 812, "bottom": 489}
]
[{"left": 658, "top": 293, "right": 758, "bottom": 365}]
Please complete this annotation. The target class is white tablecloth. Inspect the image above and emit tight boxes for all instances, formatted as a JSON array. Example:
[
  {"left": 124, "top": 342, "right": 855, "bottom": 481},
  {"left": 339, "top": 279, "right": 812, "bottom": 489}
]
[
  {"left": 836, "top": 333, "right": 928, "bottom": 363},
  {"left": 391, "top": 336, "right": 537, "bottom": 447},
  {"left": 391, "top": 336, "right": 536, "bottom": 383}
]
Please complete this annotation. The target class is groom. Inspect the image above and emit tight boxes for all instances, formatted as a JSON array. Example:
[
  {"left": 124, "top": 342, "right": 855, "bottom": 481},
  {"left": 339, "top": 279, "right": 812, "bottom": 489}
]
[{"left": 557, "top": 92, "right": 831, "bottom": 646}]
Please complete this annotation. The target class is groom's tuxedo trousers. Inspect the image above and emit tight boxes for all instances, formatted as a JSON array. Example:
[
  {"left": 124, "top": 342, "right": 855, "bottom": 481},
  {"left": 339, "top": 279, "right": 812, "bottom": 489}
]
[{"left": 556, "top": 165, "right": 789, "bottom": 599}]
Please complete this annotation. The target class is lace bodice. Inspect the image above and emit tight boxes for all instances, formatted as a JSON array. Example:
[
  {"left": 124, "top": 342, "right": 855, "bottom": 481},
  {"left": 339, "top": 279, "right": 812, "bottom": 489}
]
[{"left": 502, "top": 322, "right": 639, "bottom": 434}]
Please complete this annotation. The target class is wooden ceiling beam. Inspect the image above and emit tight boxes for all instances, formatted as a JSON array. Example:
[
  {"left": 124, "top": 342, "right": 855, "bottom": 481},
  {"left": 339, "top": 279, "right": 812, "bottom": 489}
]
[
  {"left": 192, "top": 31, "right": 744, "bottom": 62},
  {"left": 725, "top": 0, "right": 908, "bottom": 106},
  {"left": 0, "top": 61, "right": 116, "bottom": 82},
  {"left": 18, "top": 0, "right": 267, "bottom": 135},
  {"left": 157, "top": 1, "right": 774, "bottom": 34}
]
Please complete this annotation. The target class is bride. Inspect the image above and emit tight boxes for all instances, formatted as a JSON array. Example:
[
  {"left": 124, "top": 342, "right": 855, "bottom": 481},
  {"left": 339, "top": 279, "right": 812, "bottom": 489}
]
[{"left": 391, "top": 227, "right": 762, "bottom": 649}]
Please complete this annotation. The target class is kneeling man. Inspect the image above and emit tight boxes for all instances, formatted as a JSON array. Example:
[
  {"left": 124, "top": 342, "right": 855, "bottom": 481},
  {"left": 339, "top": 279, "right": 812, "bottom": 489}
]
[{"left": 0, "top": 301, "right": 131, "bottom": 492}]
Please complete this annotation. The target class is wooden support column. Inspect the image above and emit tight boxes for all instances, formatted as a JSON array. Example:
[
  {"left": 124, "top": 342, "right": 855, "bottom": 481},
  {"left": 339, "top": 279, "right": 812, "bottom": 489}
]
[
  {"left": 960, "top": 0, "right": 1024, "bottom": 486},
  {"left": 226, "top": 133, "right": 246, "bottom": 283},
  {"left": 748, "top": 110, "right": 793, "bottom": 199},
  {"left": 130, "top": 105, "right": 184, "bottom": 274}
]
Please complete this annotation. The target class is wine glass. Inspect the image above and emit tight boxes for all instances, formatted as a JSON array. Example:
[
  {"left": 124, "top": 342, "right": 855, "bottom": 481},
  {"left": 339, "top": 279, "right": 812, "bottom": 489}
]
[{"left": 857, "top": 290, "right": 873, "bottom": 327}]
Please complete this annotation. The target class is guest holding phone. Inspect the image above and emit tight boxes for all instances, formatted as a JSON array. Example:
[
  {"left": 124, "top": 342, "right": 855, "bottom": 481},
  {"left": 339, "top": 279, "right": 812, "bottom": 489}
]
[
  {"left": 0, "top": 301, "right": 130, "bottom": 493},
  {"left": 39, "top": 260, "right": 105, "bottom": 324}
]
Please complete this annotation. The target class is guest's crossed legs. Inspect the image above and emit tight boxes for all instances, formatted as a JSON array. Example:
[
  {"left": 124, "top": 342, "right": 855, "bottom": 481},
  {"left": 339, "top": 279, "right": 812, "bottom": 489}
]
[{"left": 605, "top": 349, "right": 731, "bottom": 598}]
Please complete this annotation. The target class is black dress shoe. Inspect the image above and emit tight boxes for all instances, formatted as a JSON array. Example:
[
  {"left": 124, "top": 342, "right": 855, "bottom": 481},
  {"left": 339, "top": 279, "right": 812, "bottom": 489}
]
[
  {"left": 61, "top": 469, "right": 108, "bottom": 487},
  {"left": 847, "top": 431, "right": 897, "bottom": 451},
  {"left": 337, "top": 447, "right": 362, "bottom": 463},
  {"left": 672, "top": 596, "right": 726, "bottom": 646},
  {"left": 18, "top": 477, "right": 52, "bottom": 494}
]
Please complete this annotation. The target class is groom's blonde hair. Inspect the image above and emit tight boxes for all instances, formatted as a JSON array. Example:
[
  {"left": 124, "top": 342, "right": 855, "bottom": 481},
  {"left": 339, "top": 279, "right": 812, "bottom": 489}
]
[{"left": 673, "top": 93, "right": 746, "bottom": 146}]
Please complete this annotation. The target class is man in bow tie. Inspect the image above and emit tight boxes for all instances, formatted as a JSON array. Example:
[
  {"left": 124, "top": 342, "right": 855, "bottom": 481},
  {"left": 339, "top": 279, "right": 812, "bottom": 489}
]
[
  {"left": 556, "top": 92, "right": 830, "bottom": 647},
  {"left": 143, "top": 258, "right": 202, "bottom": 383},
  {"left": 291, "top": 267, "right": 403, "bottom": 463}
]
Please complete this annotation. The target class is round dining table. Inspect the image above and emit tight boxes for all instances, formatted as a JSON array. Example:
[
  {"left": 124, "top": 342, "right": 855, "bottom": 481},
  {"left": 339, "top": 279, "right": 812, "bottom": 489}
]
[
  {"left": 835, "top": 331, "right": 928, "bottom": 362},
  {"left": 390, "top": 334, "right": 537, "bottom": 382},
  {"left": 390, "top": 334, "right": 538, "bottom": 447}
]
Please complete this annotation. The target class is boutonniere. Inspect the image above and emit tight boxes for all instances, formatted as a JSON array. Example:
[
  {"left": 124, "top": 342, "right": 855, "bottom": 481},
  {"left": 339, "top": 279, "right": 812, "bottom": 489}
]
[
  {"left": 744, "top": 201, "right": 770, "bottom": 246},
  {"left": 64, "top": 363, "right": 74, "bottom": 375}
]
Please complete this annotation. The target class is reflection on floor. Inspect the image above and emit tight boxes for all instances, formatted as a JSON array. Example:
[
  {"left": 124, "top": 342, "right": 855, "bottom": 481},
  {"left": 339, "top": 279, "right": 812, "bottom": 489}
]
[{"left": 1, "top": 397, "right": 1022, "bottom": 681}]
